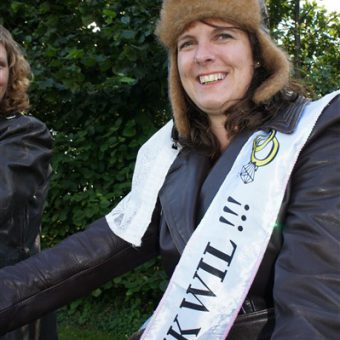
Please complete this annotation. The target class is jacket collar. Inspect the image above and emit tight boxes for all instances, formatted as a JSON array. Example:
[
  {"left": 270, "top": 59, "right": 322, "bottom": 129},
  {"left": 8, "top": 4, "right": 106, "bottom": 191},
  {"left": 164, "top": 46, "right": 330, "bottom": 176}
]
[{"left": 262, "top": 95, "right": 309, "bottom": 134}]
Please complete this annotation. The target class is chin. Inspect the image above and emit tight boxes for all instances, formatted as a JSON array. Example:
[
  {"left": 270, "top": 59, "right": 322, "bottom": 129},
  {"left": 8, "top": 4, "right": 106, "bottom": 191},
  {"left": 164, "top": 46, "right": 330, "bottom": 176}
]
[{"left": 198, "top": 102, "right": 230, "bottom": 115}]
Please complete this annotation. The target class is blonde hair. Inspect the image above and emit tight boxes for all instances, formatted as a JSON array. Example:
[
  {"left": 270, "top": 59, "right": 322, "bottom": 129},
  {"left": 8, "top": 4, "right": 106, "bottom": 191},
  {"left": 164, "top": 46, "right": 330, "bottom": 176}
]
[{"left": 0, "top": 25, "right": 32, "bottom": 116}]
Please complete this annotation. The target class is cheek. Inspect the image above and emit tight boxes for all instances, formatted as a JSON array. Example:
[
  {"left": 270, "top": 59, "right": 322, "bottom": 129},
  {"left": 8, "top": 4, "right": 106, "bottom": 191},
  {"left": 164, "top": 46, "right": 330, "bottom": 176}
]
[
  {"left": 239, "top": 66, "right": 254, "bottom": 93},
  {"left": 177, "top": 57, "right": 185, "bottom": 83},
  {"left": 177, "top": 53, "right": 192, "bottom": 82},
  {"left": 0, "top": 70, "right": 9, "bottom": 86},
  {"left": 177, "top": 60, "right": 189, "bottom": 97},
  {"left": 236, "top": 48, "right": 254, "bottom": 79},
  {"left": 236, "top": 49, "right": 252, "bottom": 67}
]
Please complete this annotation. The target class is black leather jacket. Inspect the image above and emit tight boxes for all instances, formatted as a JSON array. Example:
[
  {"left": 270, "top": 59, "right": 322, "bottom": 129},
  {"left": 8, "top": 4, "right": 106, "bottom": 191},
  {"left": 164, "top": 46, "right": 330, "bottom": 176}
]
[
  {"left": 0, "top": 95, "right": 339, "bottom": 339},
  {"left": 0, "top": 114, "right": 52, "bottom": 267},
  {"left": 0, "top": 114, "right": 57, "bottom": 340}
]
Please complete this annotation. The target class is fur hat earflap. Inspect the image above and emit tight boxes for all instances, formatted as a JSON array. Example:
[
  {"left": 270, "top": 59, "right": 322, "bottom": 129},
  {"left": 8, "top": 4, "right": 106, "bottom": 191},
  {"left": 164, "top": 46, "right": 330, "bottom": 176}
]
[{"left": 155, "top": 0, "right": 290, "bottom": 138}]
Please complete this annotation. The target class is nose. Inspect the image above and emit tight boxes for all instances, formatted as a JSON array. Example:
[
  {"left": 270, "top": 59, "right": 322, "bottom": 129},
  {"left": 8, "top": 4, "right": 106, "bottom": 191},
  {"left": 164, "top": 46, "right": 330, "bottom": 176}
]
[{"left": 194, "top": 41, "right": 215, "bottom": 64}]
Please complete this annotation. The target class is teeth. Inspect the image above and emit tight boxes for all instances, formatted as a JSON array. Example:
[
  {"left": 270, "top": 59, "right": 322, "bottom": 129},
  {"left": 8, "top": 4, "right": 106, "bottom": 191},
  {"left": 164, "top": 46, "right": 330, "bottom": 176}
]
[{"left": 199, "top": 73, "right": 226, "bottom": 84}]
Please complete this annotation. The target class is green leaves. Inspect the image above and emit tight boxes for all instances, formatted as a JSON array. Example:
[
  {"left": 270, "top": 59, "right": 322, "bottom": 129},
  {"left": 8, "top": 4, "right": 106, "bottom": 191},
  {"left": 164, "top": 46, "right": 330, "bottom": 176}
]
[
  {"left": 268, "top": 0, "right": 339, "bottom": 97},
  {"left": 103, "top": 8, "right": 117, "bottom": 24}
]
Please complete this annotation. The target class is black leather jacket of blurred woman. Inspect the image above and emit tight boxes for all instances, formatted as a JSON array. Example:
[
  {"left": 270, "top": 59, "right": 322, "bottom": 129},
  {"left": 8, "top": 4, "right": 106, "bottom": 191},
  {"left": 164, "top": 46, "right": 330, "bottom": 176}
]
[
  {"left": 0, "top": 114, "right": 58, "bottom": 340},
  {"left": 0, "top": 94, "right": 339, "bottom": 340},
  {"left": 0, "top": 115, "right": 52, "bottom": 267}
]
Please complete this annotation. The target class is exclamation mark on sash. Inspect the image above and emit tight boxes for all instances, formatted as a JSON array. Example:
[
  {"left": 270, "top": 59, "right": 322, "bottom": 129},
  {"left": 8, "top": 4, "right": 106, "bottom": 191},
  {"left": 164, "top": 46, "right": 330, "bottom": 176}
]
[{"left": 219, "top": 196, "right": 249, "bottom": 231}]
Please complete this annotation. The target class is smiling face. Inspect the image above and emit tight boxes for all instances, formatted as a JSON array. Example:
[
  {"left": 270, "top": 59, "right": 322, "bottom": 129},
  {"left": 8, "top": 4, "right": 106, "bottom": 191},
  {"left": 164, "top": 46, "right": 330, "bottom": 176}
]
[
  {"left": 0, "top": 43, "right": 9, "bottom": 103},
  {"left": 177, "top": 18, "right": 255, "bottom": 123}
]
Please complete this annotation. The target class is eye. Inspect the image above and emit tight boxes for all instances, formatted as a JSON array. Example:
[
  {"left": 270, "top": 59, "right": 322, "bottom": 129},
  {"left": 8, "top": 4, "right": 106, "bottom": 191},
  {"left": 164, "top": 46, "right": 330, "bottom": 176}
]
[
  {"left": 178, "top": 39, "right": 195, "bottom": 51},
  {"left": 216, "top": 32, "right": 234, "bottom": 41}
]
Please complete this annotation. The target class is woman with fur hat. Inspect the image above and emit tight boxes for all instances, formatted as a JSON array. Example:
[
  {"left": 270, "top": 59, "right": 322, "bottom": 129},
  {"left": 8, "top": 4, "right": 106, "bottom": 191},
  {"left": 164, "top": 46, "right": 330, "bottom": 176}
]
[
  {"left": 0, "top": 25, "right": 57, "bottom": 340},
  {"left": 0, "top": 1, "right": 339, "bottom": 339}
]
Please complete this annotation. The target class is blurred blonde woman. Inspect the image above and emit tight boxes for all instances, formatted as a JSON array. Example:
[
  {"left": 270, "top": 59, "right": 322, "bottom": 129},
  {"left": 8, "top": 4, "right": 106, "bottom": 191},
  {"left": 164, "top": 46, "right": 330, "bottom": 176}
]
[{"left": 0, "top": 25, "right": 57, "bottom": 340}]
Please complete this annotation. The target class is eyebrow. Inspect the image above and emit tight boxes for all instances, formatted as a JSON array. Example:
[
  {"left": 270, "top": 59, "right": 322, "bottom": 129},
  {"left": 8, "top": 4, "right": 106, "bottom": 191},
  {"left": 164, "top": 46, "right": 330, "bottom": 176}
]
[
  {"left": 209, "top": 26, "right": 243, "bottom": 33},
  {"left": 177, "top": 33, "right": 194, "bottom": 44}
]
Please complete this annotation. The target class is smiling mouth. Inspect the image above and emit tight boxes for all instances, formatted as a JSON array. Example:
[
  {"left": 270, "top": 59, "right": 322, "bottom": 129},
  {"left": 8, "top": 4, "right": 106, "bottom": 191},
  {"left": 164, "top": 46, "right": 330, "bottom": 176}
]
[{"left": 199, "top": 73, "right": 226, "bottom": 85}]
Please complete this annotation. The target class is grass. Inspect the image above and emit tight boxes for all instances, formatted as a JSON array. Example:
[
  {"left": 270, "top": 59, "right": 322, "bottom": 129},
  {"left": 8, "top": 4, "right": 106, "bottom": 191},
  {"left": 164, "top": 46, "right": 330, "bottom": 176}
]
[{"left": 59, "top": 324, "right": 115, "bottom": 340}]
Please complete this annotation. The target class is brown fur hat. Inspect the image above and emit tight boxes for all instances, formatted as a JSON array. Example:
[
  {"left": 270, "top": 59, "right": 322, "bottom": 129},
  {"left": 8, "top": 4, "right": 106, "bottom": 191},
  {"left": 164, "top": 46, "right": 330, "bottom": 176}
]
[{"left": 155, "top": 0, "right": 290, "bottom": 137}]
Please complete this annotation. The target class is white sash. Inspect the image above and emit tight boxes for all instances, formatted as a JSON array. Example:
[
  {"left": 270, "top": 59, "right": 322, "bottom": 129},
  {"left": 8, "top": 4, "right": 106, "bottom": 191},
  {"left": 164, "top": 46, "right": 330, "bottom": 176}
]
[
  {"left": 139, "top": 91, "right": 339, "bottom": 339},
  {"left": 106, "top": 120, "right": 179, "bottom": 246}
]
